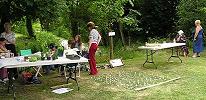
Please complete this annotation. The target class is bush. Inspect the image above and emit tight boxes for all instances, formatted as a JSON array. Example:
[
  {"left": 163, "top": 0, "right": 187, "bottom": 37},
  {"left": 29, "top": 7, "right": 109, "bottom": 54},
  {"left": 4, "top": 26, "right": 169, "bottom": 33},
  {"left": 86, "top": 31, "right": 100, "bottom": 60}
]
[
  {"left": 95, "top": 40, "right": 141, "bottom": 64},
  {"left": 16, "top": 31, "right": 61, "bottom": 54},
  {"left": 53, "top": 26, "right": 72, "bottom": 39},
  {"left": 96, "top": 46, "right": 110, "bottom": 63}
]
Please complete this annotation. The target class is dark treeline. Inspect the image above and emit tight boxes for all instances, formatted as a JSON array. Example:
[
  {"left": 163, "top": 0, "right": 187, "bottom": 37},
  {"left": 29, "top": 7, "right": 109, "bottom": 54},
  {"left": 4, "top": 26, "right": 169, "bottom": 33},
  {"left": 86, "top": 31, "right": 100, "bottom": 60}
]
[{"left": 1, "top": 0, "right": 206, "bottom": 46}]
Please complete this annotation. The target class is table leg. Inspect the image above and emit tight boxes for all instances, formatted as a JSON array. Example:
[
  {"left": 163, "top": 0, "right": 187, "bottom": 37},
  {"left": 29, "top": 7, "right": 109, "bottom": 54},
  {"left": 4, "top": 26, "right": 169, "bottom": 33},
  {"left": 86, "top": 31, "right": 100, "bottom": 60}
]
[
  {"left": 33, "top": 67, "right": 43, "bottom": 77},
  {"left": 143, "top": 50, "right": 156, "bottom": 68},
  {"left": 168, "top": 47, "right": 182, "bottom": 63},
  {"left": 66, "top": 66, "right": 79, "bottom": 90},
  {"left": 176, "top": 47, "right": 182, "bottom": 63},
  {"left": 7, "top": 71, "right": 16, "bottom": 100},
  {"left": 35, "top": 66, "right": 42, "bottom": 77}
]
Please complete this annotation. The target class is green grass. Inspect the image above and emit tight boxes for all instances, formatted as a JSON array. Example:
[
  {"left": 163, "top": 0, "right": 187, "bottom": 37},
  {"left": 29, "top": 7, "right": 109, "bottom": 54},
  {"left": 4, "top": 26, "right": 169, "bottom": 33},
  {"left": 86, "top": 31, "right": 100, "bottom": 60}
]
[{"left": 1, "top": 49, "right": 206, "bottom": 100}]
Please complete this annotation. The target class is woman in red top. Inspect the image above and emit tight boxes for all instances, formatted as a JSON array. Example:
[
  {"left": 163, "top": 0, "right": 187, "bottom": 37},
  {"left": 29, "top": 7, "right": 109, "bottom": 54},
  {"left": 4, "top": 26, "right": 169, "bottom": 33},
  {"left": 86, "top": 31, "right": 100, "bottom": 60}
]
[{"left": 0, "top": 38, "right": 8, "bottom": 53}]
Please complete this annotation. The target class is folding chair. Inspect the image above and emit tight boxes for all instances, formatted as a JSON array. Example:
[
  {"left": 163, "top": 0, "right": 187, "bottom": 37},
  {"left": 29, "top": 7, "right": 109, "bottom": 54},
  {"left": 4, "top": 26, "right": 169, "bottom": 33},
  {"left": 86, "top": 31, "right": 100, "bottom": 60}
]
[{"left": 19, "top": 49, "right": 42, "bottom": 77}]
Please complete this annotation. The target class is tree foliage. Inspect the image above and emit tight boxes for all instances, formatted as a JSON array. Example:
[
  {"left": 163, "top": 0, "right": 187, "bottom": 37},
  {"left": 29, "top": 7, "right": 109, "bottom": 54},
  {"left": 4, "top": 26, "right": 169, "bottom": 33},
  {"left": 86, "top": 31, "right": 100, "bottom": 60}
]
[
  {"left": 140, "top": 0, "right": 179, "bottom": 38},
  {"left": 177, "top": 0, "right": 206, "bottom": 35},
  {"left": 0, "top": 0, "right": 186, "bottom": 46},
  {"left": 0, "top": 0, "right": 64, "bottom": 36}
]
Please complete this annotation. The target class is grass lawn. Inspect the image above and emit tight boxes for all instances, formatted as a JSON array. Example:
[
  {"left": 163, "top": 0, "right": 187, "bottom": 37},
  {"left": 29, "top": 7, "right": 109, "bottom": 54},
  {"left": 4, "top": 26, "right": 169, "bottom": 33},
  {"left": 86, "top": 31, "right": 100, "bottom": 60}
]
[{"left": 1, "top": 49, "right": 206, "bottom": 100}]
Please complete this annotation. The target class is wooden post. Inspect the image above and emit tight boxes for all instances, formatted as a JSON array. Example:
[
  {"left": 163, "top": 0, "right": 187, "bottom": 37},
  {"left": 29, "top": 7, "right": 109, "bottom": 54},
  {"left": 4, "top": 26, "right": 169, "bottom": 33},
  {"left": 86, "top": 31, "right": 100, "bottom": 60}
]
[{"left": 110, "top": 36, "right": 114, "bottom": 60}]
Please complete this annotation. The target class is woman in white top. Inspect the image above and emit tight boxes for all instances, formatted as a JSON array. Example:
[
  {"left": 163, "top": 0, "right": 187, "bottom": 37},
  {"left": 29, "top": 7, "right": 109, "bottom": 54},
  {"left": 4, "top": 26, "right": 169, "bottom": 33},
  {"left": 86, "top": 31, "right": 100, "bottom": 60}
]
[
  {"left": 87, "top": 22, "right": 101, "bottom": 75},
  {"left": 0, "top": 22, "right": 17, "bottom": 56},
  {"left": 1, "top": 22, "right": 18, "bottom": 79}
]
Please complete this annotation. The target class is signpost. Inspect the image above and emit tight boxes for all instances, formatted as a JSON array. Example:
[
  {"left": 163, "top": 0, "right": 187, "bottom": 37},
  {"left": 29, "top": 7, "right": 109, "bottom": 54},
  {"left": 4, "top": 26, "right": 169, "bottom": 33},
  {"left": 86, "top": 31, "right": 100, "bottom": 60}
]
[{"left": 108, "top": 32, "right": 115, "bottom": 60}]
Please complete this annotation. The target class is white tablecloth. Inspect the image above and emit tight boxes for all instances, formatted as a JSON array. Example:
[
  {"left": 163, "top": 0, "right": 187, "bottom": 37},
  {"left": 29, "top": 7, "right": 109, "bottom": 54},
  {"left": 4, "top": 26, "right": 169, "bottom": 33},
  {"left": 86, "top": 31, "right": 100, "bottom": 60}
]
[
  {"left": 138, "top": 43, "right": 186, "bottom": 50},
  {"left": 0, "top": 57, "right": 88, "bottom": 69}
]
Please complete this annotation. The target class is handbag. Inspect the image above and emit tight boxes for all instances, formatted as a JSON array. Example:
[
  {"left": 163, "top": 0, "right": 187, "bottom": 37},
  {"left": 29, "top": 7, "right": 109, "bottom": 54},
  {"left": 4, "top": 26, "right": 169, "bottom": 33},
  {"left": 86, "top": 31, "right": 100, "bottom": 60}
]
[{"left": 66, "top": 54, "right": 80, "bottom": 60}]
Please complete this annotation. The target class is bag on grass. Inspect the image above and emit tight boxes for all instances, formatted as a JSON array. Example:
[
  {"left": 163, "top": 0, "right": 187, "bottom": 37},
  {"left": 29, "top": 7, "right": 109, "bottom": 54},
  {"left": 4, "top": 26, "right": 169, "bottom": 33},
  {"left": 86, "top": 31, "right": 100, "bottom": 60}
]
[
  {"left": 21, "top": 71, "right": 33, "bottom": 84},
  {"left": 31, "top": 76, "right": 41, "bottom": 84},
  {"left": 21, "top": 72, "right": 41, "bottom": 84}
]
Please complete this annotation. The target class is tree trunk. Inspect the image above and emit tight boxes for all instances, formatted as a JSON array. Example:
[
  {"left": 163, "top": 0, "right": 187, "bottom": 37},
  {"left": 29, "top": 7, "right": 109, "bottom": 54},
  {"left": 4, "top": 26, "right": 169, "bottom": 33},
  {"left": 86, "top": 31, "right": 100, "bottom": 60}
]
[
  {"left": 118, "top": 20, "right": 125, "bottom": 47},
  {"left": 71, "top": 19, "right": 78, "bottom": 37},
  {"left": 26, "top": 16, "right": 35, "bottom": 37},
  {"left": 129, "top": 35, "right": 131, "bottom": 47}
]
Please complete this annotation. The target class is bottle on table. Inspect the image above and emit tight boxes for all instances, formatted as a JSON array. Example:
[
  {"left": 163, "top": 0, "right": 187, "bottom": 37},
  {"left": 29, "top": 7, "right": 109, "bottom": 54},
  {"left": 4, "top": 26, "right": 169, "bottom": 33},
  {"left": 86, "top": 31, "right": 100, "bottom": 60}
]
[{"left": 173, "top": 39, "right": 176, "bottom": 43}]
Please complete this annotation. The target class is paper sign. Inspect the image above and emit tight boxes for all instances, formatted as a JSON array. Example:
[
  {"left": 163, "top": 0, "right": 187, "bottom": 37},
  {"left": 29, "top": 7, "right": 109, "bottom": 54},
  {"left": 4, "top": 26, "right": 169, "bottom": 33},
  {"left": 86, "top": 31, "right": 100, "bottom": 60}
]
[
  {"left": 52, "top": 88, "right": 73, "bottom": 94},
  {"left": 108, "top": 32, "right": 115, "bottom": 36},
  {"left": 110, "top": 59, "right": 123, "bottom": 67}
]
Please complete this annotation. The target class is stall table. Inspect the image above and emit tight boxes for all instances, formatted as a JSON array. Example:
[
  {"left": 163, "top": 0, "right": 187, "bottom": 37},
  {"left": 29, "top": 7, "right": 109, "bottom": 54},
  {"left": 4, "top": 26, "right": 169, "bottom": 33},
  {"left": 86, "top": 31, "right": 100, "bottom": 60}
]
[
  {"left": 138, "top": 43, "right": 186, "bottom": 68},
  {"left": 0, "top": 57, "right": 88, "bottom": 100}
]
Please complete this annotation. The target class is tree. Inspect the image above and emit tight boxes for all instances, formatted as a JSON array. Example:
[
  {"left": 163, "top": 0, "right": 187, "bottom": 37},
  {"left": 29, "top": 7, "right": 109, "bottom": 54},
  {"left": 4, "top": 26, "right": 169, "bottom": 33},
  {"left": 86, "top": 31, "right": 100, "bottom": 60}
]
[
  {"left": 65, "top": 0, "right": 92, "bottom": 38},
  {"left": 140, "top": 0, "right": 179, "bottom": 38},
  {"left": 177, "top": 0, "right": 206, "bottom": 36},
  {"left": 122, "top": 0, "right": 143, "bottom": 45},
  {"left": 0, "top": 0, "right": 64, "bottom": 37},
  {"left": 87, "top": 0, "right": 141, "bottom": 46}
]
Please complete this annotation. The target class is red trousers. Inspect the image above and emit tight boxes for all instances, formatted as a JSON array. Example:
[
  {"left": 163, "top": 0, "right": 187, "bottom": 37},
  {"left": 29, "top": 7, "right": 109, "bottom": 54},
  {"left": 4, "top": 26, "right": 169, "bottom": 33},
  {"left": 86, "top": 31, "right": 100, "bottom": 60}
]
[{"left": 89, "top": 43, "right": 98, "bottom": 75}]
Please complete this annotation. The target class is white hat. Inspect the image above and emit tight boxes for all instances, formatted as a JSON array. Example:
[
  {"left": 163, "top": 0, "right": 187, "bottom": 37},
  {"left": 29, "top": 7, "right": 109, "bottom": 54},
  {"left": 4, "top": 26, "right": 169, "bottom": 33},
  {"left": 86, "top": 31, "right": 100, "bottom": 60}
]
[{"left": 178, "top": 30, "right": 184, "bottom": 35}]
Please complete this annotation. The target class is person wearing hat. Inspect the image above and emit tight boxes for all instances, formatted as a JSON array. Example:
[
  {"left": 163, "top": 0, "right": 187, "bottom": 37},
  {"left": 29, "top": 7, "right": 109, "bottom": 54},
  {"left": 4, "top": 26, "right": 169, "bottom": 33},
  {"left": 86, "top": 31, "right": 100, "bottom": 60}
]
[
  {"left": 175, "top": 30, "right": 189, "bottom": 57},
  {"left": 193, "top": 20, "right": 204, "bottom": 58},
  {"left": 87, "top": 22, "right": 101, "bottom": 75},
  {"left": 43, "top": 43, "right": 58, "bottom": 74}
]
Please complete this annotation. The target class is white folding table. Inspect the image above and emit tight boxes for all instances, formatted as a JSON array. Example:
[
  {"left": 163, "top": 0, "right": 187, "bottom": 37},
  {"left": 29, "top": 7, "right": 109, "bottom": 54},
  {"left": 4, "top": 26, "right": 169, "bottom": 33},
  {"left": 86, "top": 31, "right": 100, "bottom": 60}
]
[
  {"left": 138, "top": 43, "right": 186, "bottom": 68},
  {"left": 0, "top": 57, "right": 88, "bottom": 100}
]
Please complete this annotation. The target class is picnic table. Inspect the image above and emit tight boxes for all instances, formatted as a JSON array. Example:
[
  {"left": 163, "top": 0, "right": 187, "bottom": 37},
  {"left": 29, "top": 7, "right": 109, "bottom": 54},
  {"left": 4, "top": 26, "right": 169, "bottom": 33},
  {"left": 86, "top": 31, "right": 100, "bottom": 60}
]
[
  {"left": 138, "top": 43, "right": 186, "bottom": 68},
  {"left": 0, "top": 56, "right": 88, "bottom": 100}
]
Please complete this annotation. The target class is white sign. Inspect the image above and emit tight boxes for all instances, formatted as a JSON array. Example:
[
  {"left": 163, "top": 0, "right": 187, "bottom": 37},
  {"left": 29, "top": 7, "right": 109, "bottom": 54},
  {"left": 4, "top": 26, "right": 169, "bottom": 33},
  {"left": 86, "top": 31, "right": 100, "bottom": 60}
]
[
  {"left": 52, "top": 88, "right": 73, "bottom": 94},
  {"left": 110, "top": 59, "right": 123, "bottom": 67},
  {"left": 108, "top": 32, "right": 115, "bottom": 36}
]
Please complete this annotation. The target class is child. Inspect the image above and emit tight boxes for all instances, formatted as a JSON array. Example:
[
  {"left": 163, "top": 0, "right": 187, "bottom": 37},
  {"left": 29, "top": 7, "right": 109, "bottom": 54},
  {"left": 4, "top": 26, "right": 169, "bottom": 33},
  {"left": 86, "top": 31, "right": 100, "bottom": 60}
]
[
  {"left": 43, "top": 43, "right": 58, "bottom": 74},
  {"left": 175, "top": 30, "right": 189, "bottom": 57}
]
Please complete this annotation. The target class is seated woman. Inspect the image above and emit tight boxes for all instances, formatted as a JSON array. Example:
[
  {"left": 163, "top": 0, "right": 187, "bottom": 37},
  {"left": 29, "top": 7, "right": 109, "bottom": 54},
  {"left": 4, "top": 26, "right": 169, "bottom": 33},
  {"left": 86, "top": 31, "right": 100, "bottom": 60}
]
[
  {"left": 0, "top": 38, "right": 9, "bottom": 81},
  {"left": 71, "top": 35, "right": 82, "bottom": 55},
  {"left": 175, "top": 30, "right": 189, "bottom": 57},
  {"left": 0, "top": 38, "right": 9, "bottom": 53},
  {"left": 59, "top": 40, "right": 79, "bottom": 76}
]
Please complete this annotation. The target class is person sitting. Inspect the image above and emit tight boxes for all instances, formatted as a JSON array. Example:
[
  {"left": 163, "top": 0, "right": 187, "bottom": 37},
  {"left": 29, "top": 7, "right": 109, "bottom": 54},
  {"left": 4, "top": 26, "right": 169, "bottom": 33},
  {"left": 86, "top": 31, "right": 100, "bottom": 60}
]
[
  {"left": 175, "top": 30, "right": 189, "bottom": 57},
  {"left": 1, "top": 22, "right": 18, "bottom": 79},
  {"left": 59, "top": 39, "right": 79, "bottom": 76},
  {"left": 43, "top": 43, "right": 58, "bottom": 74},
  {"left": 0, "top": 38, "right": 9, "bottom": 81},
  {"left": 1, "top": 22, "right": 17, "bottom": 56},
  {"left": 71, "top": 35, "right": 82, "bottom": 55},
  {"left": 0, "top": 38, "right": 9, "bottom": 53}
]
